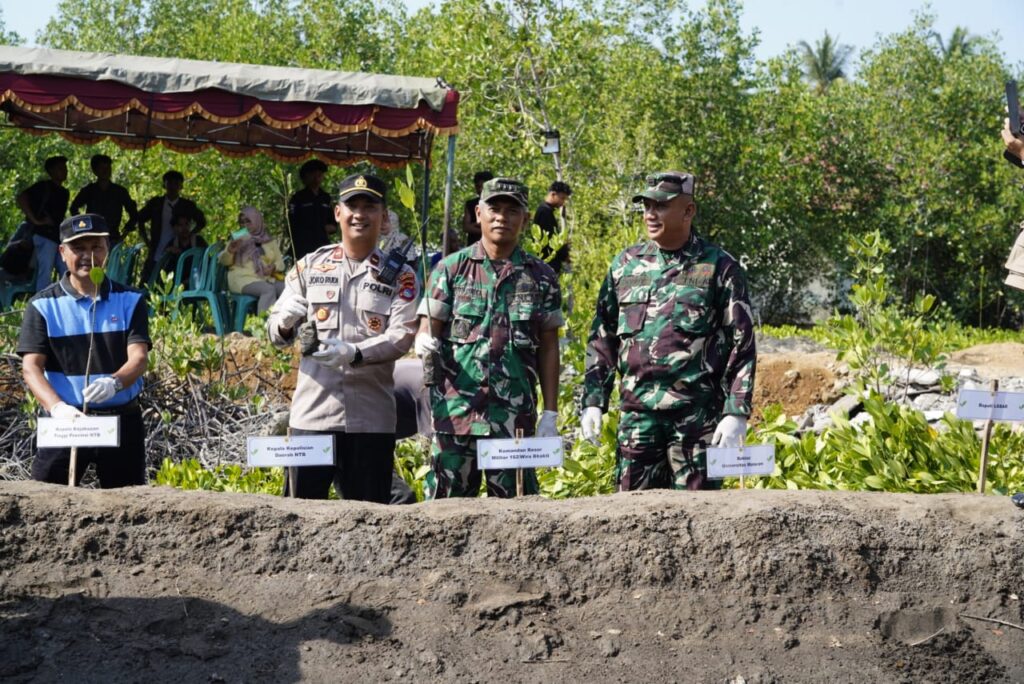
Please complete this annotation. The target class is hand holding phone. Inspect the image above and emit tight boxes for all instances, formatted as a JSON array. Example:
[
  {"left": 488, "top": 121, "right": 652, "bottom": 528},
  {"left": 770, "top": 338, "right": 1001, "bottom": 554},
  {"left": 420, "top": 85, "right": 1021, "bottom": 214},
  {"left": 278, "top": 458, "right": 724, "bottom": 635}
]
[
  {"left": 1008, "top": 81, "right": 1022, "bottom": 138},
  {"left": 231, "top": 227, "right": 251, "bottom": 241}
]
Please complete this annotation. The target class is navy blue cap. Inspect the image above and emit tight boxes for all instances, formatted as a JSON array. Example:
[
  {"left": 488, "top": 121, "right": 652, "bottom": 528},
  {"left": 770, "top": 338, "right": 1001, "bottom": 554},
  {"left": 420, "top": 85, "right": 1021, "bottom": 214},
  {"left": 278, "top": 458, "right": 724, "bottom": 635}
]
[{"left": 59, "top": 214, "right": 110, "bottom": 244}]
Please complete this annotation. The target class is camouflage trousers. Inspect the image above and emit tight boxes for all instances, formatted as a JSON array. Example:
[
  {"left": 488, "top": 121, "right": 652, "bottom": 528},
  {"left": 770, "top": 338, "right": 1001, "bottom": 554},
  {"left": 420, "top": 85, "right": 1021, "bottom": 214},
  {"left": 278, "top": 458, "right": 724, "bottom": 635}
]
[
  {"left": 425, "top": 433, "right": 539, "bottom": 499},
  {"left": 616, "top": 409, "right": 723, "bottom": 491}
]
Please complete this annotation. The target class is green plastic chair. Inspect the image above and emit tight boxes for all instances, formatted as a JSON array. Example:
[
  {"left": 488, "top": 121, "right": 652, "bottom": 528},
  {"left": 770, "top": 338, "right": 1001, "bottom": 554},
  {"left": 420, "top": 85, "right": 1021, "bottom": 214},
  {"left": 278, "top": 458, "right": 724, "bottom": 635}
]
[
  {"left": 0, "top": 251, "right": 50, "bottom": 310},
  {"left": 219, "top": 260, "right": 258, "bottom": 333},
  {"left": 177, "top": 244, "right": 228, "bottom": 335},
  {"left": 106, "top": 242, "right": 144, "bottom": 286}
]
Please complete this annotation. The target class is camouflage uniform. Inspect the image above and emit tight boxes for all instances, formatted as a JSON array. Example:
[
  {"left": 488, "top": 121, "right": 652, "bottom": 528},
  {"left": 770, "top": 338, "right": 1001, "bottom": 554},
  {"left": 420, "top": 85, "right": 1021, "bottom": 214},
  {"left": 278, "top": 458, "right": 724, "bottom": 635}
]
[
  {"left": 418, "top": 241, "right": 563, "bottom": 498},
  {"left": 583, "top": 231, "right": 756, "bottom": 490}
]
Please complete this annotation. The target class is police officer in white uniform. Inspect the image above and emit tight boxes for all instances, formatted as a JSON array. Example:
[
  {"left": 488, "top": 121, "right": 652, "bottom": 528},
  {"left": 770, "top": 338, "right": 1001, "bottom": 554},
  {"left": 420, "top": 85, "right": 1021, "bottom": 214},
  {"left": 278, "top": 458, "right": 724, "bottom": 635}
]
[{"left": 267, "top": 173, "right": 419, "bottom": 501}]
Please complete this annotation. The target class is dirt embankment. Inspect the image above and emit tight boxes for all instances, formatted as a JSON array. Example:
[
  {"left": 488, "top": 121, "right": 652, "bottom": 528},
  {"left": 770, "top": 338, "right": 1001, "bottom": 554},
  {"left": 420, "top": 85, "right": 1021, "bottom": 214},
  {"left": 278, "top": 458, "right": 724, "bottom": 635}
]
[{"left": 1, "top": 482, "right": 1022, "bottom": 683}]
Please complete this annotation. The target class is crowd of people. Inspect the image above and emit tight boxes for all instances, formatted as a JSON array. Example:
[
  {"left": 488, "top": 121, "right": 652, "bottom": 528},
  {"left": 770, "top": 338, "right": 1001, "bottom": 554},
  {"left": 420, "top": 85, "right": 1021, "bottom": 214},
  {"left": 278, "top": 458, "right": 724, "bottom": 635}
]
[{"left": 13, "top": 154, "right": 758, "bottom": 502}]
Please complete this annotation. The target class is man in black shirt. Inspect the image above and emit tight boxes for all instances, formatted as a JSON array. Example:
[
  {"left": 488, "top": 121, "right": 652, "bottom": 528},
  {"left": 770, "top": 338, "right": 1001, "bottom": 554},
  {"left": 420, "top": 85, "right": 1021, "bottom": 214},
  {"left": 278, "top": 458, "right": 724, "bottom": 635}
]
[
  {"left": 16, "top": 155, "right": 70, "bottom": 292},
  {"left": 460, "top": 170, "right": 493, "bottom": 248},
  {"left": 136, "top": 170, "right": 206, "bottom": 285},
  {"left": 533, "top": 180, "right": 572, "bottom": 274},
  {"left": 70, "top": 154, "right": 139, "bottom": 247},
  {"left": 287, "top": 159, "right": 338, "bottom": 261}
]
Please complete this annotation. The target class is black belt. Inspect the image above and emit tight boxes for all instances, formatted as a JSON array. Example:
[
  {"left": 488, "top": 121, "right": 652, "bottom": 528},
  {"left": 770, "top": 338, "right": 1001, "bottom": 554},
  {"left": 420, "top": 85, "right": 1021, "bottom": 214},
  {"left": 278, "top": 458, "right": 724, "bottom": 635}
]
[{"left": 85, "top": 398, "right": 141, "bottom": 416}]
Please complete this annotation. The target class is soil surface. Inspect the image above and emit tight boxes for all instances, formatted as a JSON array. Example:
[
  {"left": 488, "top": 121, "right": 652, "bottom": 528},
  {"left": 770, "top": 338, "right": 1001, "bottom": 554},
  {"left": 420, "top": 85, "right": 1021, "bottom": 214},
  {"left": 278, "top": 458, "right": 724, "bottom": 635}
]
[{"left": 2, "top": 482, "right": 1022, "bottom": 683}]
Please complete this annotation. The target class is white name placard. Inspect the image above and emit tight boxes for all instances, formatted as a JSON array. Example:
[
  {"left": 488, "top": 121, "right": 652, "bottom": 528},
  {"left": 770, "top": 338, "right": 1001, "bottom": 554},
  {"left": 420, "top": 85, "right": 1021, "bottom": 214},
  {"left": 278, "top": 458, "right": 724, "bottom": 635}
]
[
  {"left": 476, "top": 437, "right": 564, "bottom": 469},
  {"left": 707, "top": 445, "right": 776, "bottom": 479},
  {"left": 37, "top": 416, "right": 120, "bottom": 448},
  {"left": 246, "top": 435, "right": 334, "bottom": 467},
  {"left": 955, "top": 389, "right": 1024, "bottom": 422}
]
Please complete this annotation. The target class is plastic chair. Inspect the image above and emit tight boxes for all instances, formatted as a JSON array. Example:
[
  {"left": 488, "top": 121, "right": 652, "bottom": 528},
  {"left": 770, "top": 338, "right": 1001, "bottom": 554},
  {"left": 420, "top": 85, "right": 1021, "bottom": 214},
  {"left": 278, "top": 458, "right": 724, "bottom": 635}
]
[
  {"left": 106, "top": 242, "right": 144, "bottom": 286},
  {"left": 0, "top": 251, "right": 49, "bottom": 310},
  {"left": 211, "top": 258, "right": 258, "bottom": 333},
  {"left": 178, "top": 244, "right": 228, "bottom": 336}
]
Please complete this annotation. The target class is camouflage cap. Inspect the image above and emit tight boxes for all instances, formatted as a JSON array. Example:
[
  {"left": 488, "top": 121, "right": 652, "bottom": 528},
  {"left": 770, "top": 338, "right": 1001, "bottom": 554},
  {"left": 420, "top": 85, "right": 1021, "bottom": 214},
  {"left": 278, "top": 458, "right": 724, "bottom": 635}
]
[
  {"left": 632, "top": 171, "right": 695, "bottom": 203},
  {"left": 479, "top": 177, "right": 529, "bottom": 209}
]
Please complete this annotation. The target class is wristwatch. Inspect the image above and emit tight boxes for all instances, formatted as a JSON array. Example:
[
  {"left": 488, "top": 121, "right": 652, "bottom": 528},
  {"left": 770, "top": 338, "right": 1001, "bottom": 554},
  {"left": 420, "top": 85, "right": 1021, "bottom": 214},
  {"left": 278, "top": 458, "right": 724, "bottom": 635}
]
[{"left": 113, "top": 377, "right": 124, "bottom": 392}]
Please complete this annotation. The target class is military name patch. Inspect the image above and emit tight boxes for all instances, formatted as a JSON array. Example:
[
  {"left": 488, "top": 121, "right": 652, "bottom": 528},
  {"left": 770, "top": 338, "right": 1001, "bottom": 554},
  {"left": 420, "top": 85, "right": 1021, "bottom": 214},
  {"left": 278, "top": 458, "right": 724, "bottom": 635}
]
[
  {"left": 617, "top": 274, "right": 649, "bottom": 290},
  {"left": 674, "top": 263, "right": 715, "bottom": 288},
  {"left": 308, "top": 274, "right": 339, "bottom": 286}
]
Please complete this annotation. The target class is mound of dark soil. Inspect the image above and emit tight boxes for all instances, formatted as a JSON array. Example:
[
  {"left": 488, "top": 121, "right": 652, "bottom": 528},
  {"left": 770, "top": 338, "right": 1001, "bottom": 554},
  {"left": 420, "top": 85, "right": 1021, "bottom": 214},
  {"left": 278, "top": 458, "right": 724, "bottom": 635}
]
[{"left": 1, "top": 483, "right": 1022, "bottom": 683}]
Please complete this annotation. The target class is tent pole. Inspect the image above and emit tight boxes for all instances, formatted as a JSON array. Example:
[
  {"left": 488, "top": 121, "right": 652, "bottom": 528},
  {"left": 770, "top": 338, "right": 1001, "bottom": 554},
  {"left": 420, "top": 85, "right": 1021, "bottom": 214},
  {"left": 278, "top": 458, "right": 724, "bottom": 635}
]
[
  {"left": 441, "top": 135, "right": 457, "bottom": 257},
  {"left": 420, "top": 148, "right": 432, "bottom": 254}
]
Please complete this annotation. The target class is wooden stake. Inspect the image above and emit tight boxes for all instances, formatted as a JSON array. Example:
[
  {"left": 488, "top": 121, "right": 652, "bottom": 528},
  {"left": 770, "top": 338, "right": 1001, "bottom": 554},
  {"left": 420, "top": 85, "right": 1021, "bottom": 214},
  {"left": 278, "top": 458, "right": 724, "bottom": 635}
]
[
  {"left": 977, "top": 379, "right": 998, "bottom": 494},
  {"left": 515, "top": 428, "right": 524, "bottom": 497},
  {"left": 68, "top": 446, "right": 78, "bottom": 487}
]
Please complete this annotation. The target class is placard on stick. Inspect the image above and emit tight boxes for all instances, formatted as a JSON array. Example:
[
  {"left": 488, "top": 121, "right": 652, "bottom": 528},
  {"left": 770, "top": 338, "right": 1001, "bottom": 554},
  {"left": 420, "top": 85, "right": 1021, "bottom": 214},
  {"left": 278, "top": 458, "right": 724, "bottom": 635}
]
[
  {"left": 955, "top": 389, "right": 1024, "bottom": 421},
  {"left": 476, "top": 437, "right": 564, "bottom": 470},
  {"left": 37, "top": 416, "right": 120, "bottom": 448},
  {"left": 707, "top": 445, "right": 776, "bottom": 479},
  {"left": 247, "top": 435, "right": 334, "bottom": 467}
]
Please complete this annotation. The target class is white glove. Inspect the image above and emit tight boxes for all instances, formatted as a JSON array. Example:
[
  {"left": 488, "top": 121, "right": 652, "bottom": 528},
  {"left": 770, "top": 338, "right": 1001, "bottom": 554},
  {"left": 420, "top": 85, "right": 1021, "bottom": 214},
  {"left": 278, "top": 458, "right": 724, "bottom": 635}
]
[
  {"left": 311, "top": 338, "right": 357, "bottom": 369},
  {"left": 82, "top": 377, "right": 119, "bottom": 404},
  {"left": 536, "top": 410, "right": 559, "bottom": 438},
  {"left": 711, "top": 415, "right": 747, "bottom": 448},
  {"left": 414, "top": 332, "right": 440, "bottom": 357},
  {"left": 50, "top": 401, "right": 84, "bottom": 419},
  {"left": 273, "top": 296, "right": 308, "bottom": 330},
  {"left": 580, "top": 406, "right": 603, "bottom": 444}
]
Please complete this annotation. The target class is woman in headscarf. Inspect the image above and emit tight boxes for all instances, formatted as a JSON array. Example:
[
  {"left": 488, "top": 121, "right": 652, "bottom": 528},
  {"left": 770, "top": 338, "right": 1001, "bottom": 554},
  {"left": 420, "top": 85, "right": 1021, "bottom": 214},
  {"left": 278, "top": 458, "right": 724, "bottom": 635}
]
[{"left": 219, "top": 206, "right": 285, "bottom": 313}]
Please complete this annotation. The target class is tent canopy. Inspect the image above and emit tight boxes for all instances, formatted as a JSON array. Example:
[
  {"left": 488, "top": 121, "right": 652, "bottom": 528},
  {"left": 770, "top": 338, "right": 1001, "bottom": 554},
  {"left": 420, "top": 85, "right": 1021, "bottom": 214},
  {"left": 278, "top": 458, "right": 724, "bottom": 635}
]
[{"left": 0, "top": 46, "right": 459, "bottom": 167}]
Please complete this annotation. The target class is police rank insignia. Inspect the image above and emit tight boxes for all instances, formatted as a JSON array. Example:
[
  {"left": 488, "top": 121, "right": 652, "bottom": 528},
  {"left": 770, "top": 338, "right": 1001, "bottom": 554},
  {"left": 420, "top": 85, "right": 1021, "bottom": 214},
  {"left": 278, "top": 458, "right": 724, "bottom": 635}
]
[
  {"left": 367, "top": 316, "right": 383, "bottom": 333},
  {"left": 315, "top": 307, "right": 330, "bottom": 321},
  {"left": 397, "top": 272, "right": 416, "bottom": 301},
  {"left": 330, "top": 246, "right": 345, "bottom": 261}
]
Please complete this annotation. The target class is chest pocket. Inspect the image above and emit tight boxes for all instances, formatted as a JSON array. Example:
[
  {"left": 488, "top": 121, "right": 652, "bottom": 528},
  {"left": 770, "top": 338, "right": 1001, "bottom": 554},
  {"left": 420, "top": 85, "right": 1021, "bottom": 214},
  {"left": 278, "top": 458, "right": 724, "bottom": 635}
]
[
  {"left": 356, "top": 287, "right": 392, "bottom": 336},
  {"left": 449, "top": 289, "right": 486, "bottom": 343},
  {"left": 616, "top": 285, "right": 650, "bottom": 338},
  {"left": 308, "top": 285, "right": 340, "bottom": 331},
  {"left": 670, "top": 284, "right": 715, "bottom": 336}
]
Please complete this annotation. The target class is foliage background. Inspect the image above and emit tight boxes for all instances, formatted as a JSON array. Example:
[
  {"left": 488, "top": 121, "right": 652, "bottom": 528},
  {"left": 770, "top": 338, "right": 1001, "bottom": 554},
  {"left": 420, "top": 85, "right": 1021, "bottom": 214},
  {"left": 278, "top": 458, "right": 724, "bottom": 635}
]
[{"left": 1, "top": 0, "right": 1022, "bottom": 327}]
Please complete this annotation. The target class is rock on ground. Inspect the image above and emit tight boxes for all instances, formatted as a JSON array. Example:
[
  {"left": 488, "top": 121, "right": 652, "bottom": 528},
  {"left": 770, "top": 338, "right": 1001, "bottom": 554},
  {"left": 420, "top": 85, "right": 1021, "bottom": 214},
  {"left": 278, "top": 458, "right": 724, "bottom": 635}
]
[{"left": 1, "top": 482, "right": 1022, "bottom": 683}]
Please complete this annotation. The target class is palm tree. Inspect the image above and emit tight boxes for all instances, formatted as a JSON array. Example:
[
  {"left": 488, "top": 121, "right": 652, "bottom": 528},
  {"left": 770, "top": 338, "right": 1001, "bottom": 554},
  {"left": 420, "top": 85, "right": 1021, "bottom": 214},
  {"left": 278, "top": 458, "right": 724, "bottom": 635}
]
[
  {"left": 930, "top": 26, "right": 981, "bottom": 61},
  {"left": 797, "top": 31, "right": 854, "bottom": 92}
]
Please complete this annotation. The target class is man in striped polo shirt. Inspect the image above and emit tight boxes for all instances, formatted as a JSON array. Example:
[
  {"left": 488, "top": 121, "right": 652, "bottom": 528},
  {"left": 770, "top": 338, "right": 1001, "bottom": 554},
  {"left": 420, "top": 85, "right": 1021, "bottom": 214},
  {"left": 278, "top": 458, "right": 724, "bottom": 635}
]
[{"left": 18, "top": 214, "right": 151, "bottom": 487}]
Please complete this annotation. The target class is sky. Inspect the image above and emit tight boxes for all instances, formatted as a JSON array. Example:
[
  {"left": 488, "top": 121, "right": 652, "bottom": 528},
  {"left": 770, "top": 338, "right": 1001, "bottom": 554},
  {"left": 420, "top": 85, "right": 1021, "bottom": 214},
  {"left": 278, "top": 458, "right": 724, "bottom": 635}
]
[{"left": 2, "top": 0, "right": 1022, "bottom": 71}]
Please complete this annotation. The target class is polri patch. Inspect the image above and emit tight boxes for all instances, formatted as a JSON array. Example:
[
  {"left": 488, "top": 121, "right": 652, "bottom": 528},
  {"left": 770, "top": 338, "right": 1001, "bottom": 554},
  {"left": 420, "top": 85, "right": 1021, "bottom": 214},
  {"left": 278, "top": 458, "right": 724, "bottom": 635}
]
[
  {"left": 674, "top": 263, "right": 715, "bottom": 288},
  {"left": 398, "top": 271, "right": 417, "bottom": 301}
]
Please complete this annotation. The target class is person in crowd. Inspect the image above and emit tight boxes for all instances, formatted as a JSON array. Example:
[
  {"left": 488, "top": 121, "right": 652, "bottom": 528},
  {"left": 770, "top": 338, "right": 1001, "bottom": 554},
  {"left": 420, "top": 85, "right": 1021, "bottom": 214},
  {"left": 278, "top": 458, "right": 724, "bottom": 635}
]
[
  {"left": 16, "top": 155, "right": 70, "bottom": 292},
  {"left": 267, "top": 174, "right": 418, "bottom": 502},
  {"left": 581, "top": 172, "right": 755, "bottom": 491},
  {"left": 156, "top": 210, "right": 208, "bottom": 278},
  {"left": 287, "top": 159, "right": 338, "bottom": 261},
  {"left": 136, "top": 170, "right": 206, "bottom": 284},
  {"left": 460, "top": 170, "right": 494, "bottom": 248},
  {"left": 17, "top": 214, "right": 150, "bottom": 487},
  {"left": 219, "top": 206, "right": 285, "bottom": 313},
  {"left": 532, "top": 180, "right": 572, "bottom": 274},
  {"left": 69, "top": 154, "right": 138, "bottom": 247},
  {"left": 415, "top": 177, "right": 562, "bottom": 498}
]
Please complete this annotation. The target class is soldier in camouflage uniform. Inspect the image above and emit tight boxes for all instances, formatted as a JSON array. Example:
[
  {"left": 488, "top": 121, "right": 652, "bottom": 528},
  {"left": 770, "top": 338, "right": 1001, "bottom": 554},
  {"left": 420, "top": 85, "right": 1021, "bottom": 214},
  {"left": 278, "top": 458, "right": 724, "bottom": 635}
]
[
  {"left": 581, "top": 172, "right": 755, "bottom": 490},
  {"left": 415, "top": 178, "right": 563, "bottom": 498}
]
